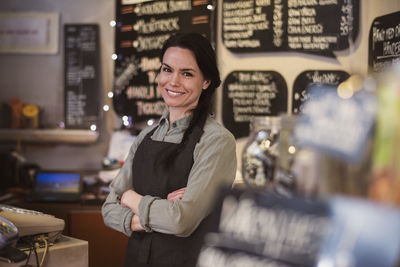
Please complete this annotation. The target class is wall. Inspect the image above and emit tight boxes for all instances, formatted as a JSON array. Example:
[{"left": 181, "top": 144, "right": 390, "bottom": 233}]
[
  {"left": 0, "top": 0, "right": 399, "bottom": 172},
  {"left": 213, "top": 0, "right": 400, "bottom": 177},
  {"left": 0, "top": 0, "right": 116, "bottom": 170}
]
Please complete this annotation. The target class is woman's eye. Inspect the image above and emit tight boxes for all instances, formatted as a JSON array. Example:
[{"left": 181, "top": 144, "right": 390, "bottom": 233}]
[
  {"left": 162, "top": 67, "right": 171, "bottom": 72},
  {"left": 183, "top": 72, "right": 193, "bottom": 77}
]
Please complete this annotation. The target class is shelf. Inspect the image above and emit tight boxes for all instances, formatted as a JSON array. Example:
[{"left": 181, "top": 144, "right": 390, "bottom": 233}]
[{"left": 0, "top": 129, "right": 99, "bottom": 144}]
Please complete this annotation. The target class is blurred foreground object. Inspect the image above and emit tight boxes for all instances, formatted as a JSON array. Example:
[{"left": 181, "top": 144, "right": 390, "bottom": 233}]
[
  {"left": 197, "top": 188, "right": 400, "bottom": 267},
  {"left": 292, "top": 80, "right": 376, "bottom": 198},
  {"left": 241, "top": 116, "right": 281, "bottom": 189},
  {"left": 369, "top": 65, "right": 400, "bottom": 205}
]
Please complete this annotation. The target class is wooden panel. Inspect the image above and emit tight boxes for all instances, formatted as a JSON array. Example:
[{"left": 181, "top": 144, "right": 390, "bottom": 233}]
[{"left": 69, "top": 210, "right": 129, "bottom": 267}]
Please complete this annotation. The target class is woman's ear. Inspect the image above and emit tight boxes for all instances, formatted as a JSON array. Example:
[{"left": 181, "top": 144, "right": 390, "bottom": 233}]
[{"left": 202, "top": 80, "right": 211, "bottom": 90}]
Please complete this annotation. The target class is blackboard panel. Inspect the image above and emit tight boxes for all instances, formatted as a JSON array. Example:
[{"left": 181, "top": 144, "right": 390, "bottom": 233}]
[
  {"left": 222, "top": 0, "right": 359, "bottom": 57},
  {"left": 198, "top": 189, "right": 400, "bottom": 267},
  {"left": 64, "top": 24, "right": 101, "bottom": 129},
  {"left": 292, "top": 70, "right": 350, "bottom": 114},
  {"left": 222, "top": 70, "right": 288, "bottom": 139},
  {"left": 113, "top": 0, "right": 216, "bottom": 123},
  {"left": 369, "top": 11, "right": 400, "bottom": 73}
]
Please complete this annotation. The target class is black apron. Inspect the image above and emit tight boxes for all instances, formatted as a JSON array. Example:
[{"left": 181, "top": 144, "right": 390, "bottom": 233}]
[{"left": 124, "top": 125, "right": 212, "bottom": 267}]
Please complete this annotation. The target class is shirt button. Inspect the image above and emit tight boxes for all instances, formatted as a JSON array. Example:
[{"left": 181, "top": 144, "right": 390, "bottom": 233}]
[{"left": 172, "top": 122, "right": 177, "bottom": 128}]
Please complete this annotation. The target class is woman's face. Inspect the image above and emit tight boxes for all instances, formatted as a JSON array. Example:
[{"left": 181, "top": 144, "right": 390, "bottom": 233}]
[{"left": 158, "top": 47, "right": 210, "bottom": 117}]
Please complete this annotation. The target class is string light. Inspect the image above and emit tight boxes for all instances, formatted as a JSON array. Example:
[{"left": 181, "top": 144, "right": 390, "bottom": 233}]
[
  {"left": 90, "top": 124, "right": 97, "bottom": 131},
  {"left": 111, "top": 54, "right": 118, "bottom": 60},
  {"left": 147, "top": 119, "right": 154, "bottom": 126},
  {"left": 288, "top": 145, "right": 296, "bottom": 154},
  {"left": 107, "top": 91, "right": 114, "bottom": 98},
  {"left": 207, "top": 4, "right": 213, "bottom": 10},
  {"left": 103, "top": 105, "right": 110, "bottom": 111},
  {"left": 109, "top": 20, "right": 116, "bottom": 27}
]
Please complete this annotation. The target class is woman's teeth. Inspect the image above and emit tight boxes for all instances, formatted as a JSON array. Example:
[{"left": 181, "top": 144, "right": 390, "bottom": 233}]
[{"left": 167, "top": 90, "right": 183, "bottom": 96}]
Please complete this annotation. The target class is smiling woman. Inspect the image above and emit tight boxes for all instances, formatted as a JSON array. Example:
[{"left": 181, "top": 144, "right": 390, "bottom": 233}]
[
  {"left": 158, "top": 46, "right": 211, "bottom": 124},
  {"left": 102, "top": 33, "right": 237, "bottom": 267}
]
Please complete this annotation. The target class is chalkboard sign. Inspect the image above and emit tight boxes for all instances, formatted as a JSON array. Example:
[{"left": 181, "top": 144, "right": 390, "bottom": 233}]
[
  {"left": 369, "top": 11, "right": 400, "bottom": 73},
  {"left": 198, "top": 189, "right": 330, "bottom": 266},
  {"left": 64, "top": 24, "right": 101, "bottom": 129},
  {"left": 197, "top": 189, "right": 400, "bottom": 267},
  {"left": 222, "top": 0, "right": 359, "bottom": 57},
  {"left": 222, "top": 70, "right": 288, "bottom": 139},
  {"left": 292, "top": 70, "right": 350, "bottom": 114},
  {"left": 113, "top": 0, "right": 216, "bottom": 124}
]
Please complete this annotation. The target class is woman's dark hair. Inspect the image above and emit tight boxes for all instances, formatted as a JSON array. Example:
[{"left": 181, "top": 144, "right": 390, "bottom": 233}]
[{"left": 159, "top": 32, "right": 221, "bottom": 167}]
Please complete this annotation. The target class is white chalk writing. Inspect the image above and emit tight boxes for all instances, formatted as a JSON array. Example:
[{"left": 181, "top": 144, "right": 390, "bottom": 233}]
[
  {"left": 134, "top": 17, "right": 180, "bottom": 34},
  {"left": 223, "top": 0, "right": 269, "bottom": 48},
  {"left": 134, "top": 0, "right": 191, "bottom": 16},
  {"left": 133, "top": 34, "right": 171, "bottom": 52},
  {"left": 136, "top": 100, "right": 166, "bottom": 116},
  {"left": 219, "top": 196, "right": 328, "bottom": 260},
  {"left": 140, "top": 57, "right": 160, "bottom": 72},
  {"left": 227, "top": 72, "right": 279, "bottom": 122},
  {"left": 273, "top": 0, "right": 284, "bottom": 47}
]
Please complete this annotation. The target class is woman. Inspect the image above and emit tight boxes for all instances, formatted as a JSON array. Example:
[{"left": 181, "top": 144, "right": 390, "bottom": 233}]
[{"left": 102, "top": 33, "right": 237, "bottom": 267}]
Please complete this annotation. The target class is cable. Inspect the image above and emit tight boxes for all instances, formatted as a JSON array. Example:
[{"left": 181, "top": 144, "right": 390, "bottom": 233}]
[
  {"left": 18, "top": 234, "right": 50, "bottom": 267},
  {"left": 33, "top": 243, "right": 39, "bottom": 267},
  {"left": 23, "top": 246, "right": 32, "bottom": 267},
  {"left": 39, "top": 237, "right": 48, "bottom": 266}
]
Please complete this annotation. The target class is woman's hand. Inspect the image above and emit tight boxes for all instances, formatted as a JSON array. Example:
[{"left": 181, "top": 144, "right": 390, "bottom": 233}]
[
  {"left": 121, "top": 189, "right": 143, "bottom": 215},
  {"left": 167, "top": 187, "right": 186, "bottom": 202},
  {"left": 131, "top": 214, "right": 144, "bottom": 231}
]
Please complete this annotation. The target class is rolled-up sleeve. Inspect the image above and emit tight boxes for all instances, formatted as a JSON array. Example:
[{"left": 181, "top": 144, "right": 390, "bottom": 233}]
[{"left": 138, "top": 127, "right": 237, "bottom": 237}]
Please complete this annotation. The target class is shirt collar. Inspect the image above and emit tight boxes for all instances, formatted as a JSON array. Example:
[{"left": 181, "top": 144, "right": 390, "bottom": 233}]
[{"left": 158, "top": 109, "right": 192, "bottom": 129}]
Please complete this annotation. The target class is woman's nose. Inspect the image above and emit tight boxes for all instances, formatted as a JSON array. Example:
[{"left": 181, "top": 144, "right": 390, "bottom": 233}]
[{"left": 170, "top": 73, "right": 180, "bottom": 86}]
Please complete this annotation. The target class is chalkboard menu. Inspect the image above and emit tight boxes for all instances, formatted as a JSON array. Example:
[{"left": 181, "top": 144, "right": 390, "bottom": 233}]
[
  {"left": 222, "top": 70, "right": 287, "bottom": 138},
  {"left": 64, "top": 24, "right": 101, "bottom": 129},
  {"left": 113, "top": 0, "right": 216, "bottom": 123},
  {"left": 369, "top": 11, "right": 400, "bottom": 73},
  {"left": 292, "top": 70, "right": 349, "bottom": 113},
  {"left": 222, "top": 0, "right": 359, "bottom": 57}
]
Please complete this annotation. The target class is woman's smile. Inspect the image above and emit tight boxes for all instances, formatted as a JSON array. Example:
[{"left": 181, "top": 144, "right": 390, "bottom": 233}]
[{"left": 166, "top": 89, "right": 184, "bottom": 96}]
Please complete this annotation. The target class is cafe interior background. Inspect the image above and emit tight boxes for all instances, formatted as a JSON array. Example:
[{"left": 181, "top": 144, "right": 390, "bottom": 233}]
[
  {"left": 1, "top": 0, "right": 400, "bottom": 266},
  {"left": 0, "top": 0, "right": 397, "bottom": 170}
]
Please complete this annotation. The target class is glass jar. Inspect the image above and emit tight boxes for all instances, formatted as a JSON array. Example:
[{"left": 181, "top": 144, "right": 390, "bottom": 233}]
[{"left": 241, "top": 116, "right": 281, "bottom": 189}]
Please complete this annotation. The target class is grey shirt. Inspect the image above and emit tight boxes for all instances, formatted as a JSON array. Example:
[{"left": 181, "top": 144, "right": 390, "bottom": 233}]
[{"left": 102, "top": 111, "right": 237, "bottom": 237}]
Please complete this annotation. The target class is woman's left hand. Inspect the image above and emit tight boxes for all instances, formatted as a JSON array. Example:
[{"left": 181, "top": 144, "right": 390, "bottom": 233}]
[
  {"left": 121, "top": 189, "right": 143, "bottom": 215},
  {"left": 131, "top": 214, "right": 144, "bottom": 231}
]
